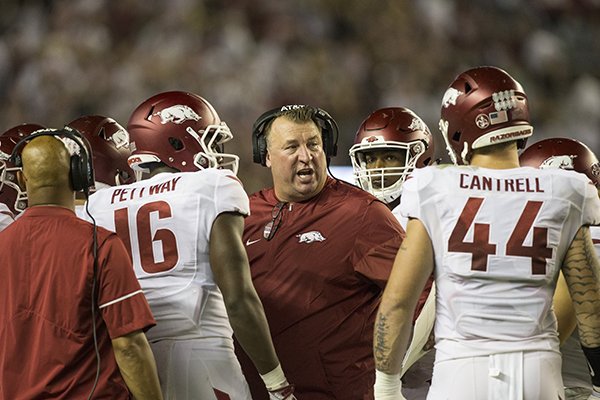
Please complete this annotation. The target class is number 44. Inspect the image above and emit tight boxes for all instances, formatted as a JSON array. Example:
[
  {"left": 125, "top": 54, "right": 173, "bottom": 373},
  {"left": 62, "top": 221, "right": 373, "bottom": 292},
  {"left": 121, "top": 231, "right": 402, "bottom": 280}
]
[{"left": 448, "top": 197, "right": 552, "bottom": 274}]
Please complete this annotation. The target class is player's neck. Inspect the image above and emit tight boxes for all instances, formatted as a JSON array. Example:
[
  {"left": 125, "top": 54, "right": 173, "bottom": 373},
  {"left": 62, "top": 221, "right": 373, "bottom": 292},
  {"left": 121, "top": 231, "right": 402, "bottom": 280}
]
[
  {"left": 149, "top": 165, "right": 179, "bottom": 177},
  {"left": 469, "top": 145, "right": 520, "bottom": 169}
]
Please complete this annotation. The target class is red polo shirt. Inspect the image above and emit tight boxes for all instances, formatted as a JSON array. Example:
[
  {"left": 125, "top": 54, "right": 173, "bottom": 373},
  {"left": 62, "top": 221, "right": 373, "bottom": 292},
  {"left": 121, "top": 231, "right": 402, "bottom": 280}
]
[
  {"left": 0, "top": 206, "right": 156, "bottom": 399},
  {"left": 238, "top": 178, "right": 404, "bottom": 399}
]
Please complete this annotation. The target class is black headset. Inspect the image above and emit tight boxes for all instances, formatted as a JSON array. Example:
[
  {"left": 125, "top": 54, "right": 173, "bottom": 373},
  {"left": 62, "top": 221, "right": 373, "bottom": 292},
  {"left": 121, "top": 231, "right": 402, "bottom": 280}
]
[
  {"left": 251, "top": 104, "right": 339, "bottom": 166},
  {"left": 10, "top": 126, "right": 95, "bottom": 194}
]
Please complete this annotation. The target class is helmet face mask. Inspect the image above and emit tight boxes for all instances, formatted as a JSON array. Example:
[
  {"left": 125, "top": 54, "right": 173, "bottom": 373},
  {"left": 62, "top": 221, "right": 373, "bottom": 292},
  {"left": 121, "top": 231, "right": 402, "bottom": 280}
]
[
  {"left": 127, "top": 91, "right": 239, "bottom": 175},
  {"left": 350, "top": 107, "right": 433, "bottom": 203},
  {"left": 439, "top": 66, "right": 533, "bottom": 165},
  {"left": 190, "top": 123, "right": 239, "bottom": 174},
  {"left": 0, "top": 163, "right": 27, "bottom": 213},
  {"left": 351, "top": 144, "right": 418, "bottom": 203},
  {"left": 0, "top": 123, "right": 46, "bottom": 214}
]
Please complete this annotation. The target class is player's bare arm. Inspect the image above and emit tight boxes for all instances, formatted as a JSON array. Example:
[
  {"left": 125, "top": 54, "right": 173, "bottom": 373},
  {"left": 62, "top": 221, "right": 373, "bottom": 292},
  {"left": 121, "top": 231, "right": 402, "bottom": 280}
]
[
  {"left": 210, "top": 212, "right": 297, "bottom": 398},
  {"left": 562, "top": 225, "right": 600, "bottom": 347},
  {"left": 209, "top": 211, "right": 280, "bottom": 374},
  {"left": 563, "top": 225, "right": 600, "bottom": 395},
  {"left": 374, "top": 218, "right": 434, "bottom": 374},
  {"left": 552, "top": 271, "right": 577, "bottom": 345}
]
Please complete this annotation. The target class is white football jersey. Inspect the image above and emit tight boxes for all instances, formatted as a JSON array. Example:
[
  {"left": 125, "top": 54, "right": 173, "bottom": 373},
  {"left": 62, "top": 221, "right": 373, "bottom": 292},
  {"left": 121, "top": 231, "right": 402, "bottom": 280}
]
[
  {"left": 74, "top": 203, "right": 90, "bottom": 220},
  {"left": 391, "top": 204, "right": 407, "bottom": 229},
  {"left": 83, "top": 169, "right": 249, "bottom": 341},
  {"left": 591, "top": 225, "right": 600, "bottom": 255},
  {"left": 0, "top": 203, "right": 14, "bottom": 232},
  {"left": 401, "top": 165, "right": 600, "bottom": 362}
]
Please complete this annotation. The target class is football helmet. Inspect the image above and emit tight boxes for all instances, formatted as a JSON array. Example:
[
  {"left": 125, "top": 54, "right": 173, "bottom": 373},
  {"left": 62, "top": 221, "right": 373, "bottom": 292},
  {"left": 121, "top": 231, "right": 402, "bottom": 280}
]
[
  {"left": 349, "top": 107, "right": 434, "bottom": 203},
  {"left": 439, "top": 66, "right": 533, "bottom": 165},
  {"left": 0, "top": 123, "right": 46, "bottom": 214},
  {"left": 67, "top": 115, "right": 135, "bottom": 188},
  {"left": 519, "top": 137, "right": 600, "bottom": 187},
  {"left": 126, "top": 91, "right": 238, "bottom": 174}
]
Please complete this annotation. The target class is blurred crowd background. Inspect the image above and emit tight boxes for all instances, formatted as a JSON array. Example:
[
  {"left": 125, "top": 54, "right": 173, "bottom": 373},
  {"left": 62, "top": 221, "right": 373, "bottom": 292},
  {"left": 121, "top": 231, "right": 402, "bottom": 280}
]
[{"left": 1, "top": 0, "right": 599, "bottom": 194}]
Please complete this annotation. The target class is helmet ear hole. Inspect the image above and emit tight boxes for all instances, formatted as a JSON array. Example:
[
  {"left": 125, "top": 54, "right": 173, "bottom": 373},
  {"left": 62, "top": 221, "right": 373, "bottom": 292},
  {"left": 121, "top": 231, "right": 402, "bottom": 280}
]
[
  {"left": 119, "top": 170, "right": 131, "bottom": 182},
  {"left": 465, "top": 82, "right": 473, "bottom": 93},
  {"left": 169, "top": 137, "right": 184, "bottom": 151},
  {"left": 452, "top": 131, "right": 461, "bottom": 142}
]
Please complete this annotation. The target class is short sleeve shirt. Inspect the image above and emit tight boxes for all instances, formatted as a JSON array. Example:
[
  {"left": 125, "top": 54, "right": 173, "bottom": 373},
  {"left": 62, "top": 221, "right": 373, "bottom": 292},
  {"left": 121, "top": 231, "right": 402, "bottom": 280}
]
[
  {"left": 0, "top": 206, "right": 155, "bottom": 399},
  {"left": 83, "top": 169, "right": 249, "bottom": 341},
  {"left": 401, "top": 165, "right": 600, "bottom": 361},
  {"left": 239, "top": 178, "right": 403, "bottom": 399}
]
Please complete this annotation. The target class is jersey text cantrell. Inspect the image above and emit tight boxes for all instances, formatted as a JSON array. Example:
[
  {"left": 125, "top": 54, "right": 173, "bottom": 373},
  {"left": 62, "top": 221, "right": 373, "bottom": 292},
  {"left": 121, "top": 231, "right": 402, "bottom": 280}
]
[{"left": 459, "top": 173, "right": 544, "bottom": 193}]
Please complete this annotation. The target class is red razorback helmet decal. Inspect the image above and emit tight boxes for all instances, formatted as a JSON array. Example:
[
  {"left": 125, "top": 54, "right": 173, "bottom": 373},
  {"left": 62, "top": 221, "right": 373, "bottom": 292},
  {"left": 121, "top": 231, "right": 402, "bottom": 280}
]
[
  {"left": 67, "top": 115, "right": 135, "bottom": 188},
  {"left": 439, "top": 66, "right": 533, "bottom": 165},
  {"left": 126, "top": 91, "right": 238, "bottom": 174},
  {"left": 0, "top": 123, "right": 46, "bottom": 214},
  {"left": 349, "top": 107, "right": 434, "bottom": 203},
  {"left": 520, "top": 137, "right": 600, "bottom": 187}
]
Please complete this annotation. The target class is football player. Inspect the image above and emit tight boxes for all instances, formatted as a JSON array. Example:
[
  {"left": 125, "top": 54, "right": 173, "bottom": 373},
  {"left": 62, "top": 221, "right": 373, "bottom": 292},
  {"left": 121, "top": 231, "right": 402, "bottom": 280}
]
[
  {"left": 520, "top": 137, "right": 600, "bottom": 400},
  {"left": 351, "top": 107, "right": 436, "bottom": 396},
  {"left": 350, "top": 107, "right": 435, "bottom": 217},
  {"left": 82, "top": 91, "right": 295, "bottom": 400},
  {"left": 374, "top": 66, "right": 600, "bottom": 400}
]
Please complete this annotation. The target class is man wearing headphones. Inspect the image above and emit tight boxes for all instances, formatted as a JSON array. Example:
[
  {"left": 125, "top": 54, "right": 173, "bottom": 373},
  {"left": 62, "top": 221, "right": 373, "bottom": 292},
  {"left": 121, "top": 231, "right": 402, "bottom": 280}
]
[
  {"left": 0, "top": 133, "right": 162, "bottom": 399},
  {"left": 238, "top": 105, "right": 404, "bottom": 399}
]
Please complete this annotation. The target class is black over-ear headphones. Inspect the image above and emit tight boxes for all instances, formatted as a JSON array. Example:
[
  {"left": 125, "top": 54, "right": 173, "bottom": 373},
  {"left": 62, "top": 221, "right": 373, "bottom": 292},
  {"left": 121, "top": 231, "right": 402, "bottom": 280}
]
[
  {"left": 10, "top": 126, "right": 95, "bottom": 194},
  {"left": 252, "top": 104, "right": 339, "bottom": 166}
]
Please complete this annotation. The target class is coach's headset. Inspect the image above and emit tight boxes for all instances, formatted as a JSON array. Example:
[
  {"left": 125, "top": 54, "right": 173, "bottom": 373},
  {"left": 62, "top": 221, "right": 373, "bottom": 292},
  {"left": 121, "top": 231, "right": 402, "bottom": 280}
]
[
  {"left": 252, "top": 104, "right": 339, "bottom": 166},
  {"left": 9, "top": 126, "right": 95, "bottom": 195}
]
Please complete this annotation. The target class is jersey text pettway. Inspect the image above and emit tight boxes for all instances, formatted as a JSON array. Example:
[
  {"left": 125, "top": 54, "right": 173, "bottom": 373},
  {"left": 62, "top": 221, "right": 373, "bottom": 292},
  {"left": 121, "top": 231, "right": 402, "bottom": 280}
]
[
  {"left": 110, "top": 177, "right": 182, "bottom": 204},
  {"left": 459, "top": 173, "right": 544, "bottom": 193}
]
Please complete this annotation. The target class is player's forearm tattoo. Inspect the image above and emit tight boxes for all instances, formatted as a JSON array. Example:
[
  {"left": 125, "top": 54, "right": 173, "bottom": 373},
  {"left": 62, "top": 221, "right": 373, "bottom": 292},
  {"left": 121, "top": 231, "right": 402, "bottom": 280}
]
[
  {"left": 374, "top": 313, "right": 393, "bottom": 372},
  {"left": 563, "top": 227, "right": 600, "bottom": 347}
]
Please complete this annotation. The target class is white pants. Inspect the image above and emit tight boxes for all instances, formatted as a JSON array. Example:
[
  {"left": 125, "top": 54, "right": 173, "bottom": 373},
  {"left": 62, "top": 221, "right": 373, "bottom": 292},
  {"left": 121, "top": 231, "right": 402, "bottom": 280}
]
[
  {"left": 151, "top": 338, "right": 252, "bottom": 400},
  {"left": 426, "top": 351, "right": 564, "bottom": 400}
]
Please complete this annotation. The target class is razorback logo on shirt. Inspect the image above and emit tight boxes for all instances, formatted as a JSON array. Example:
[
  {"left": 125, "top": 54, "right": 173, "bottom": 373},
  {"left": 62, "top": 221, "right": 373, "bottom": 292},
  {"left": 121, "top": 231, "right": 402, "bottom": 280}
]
[{"left": 296, "top": 231, "right": 326, "bottom": 243}]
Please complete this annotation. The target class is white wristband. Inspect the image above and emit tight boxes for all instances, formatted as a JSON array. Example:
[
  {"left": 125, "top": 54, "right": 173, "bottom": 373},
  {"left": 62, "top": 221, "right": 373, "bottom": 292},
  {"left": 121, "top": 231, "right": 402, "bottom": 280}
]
[
  {"left": 260, "top": 364, "right": 288, "bottom": 391},
  {"left": 374, "top": 370, "right": 403, "bottom": 400}
]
